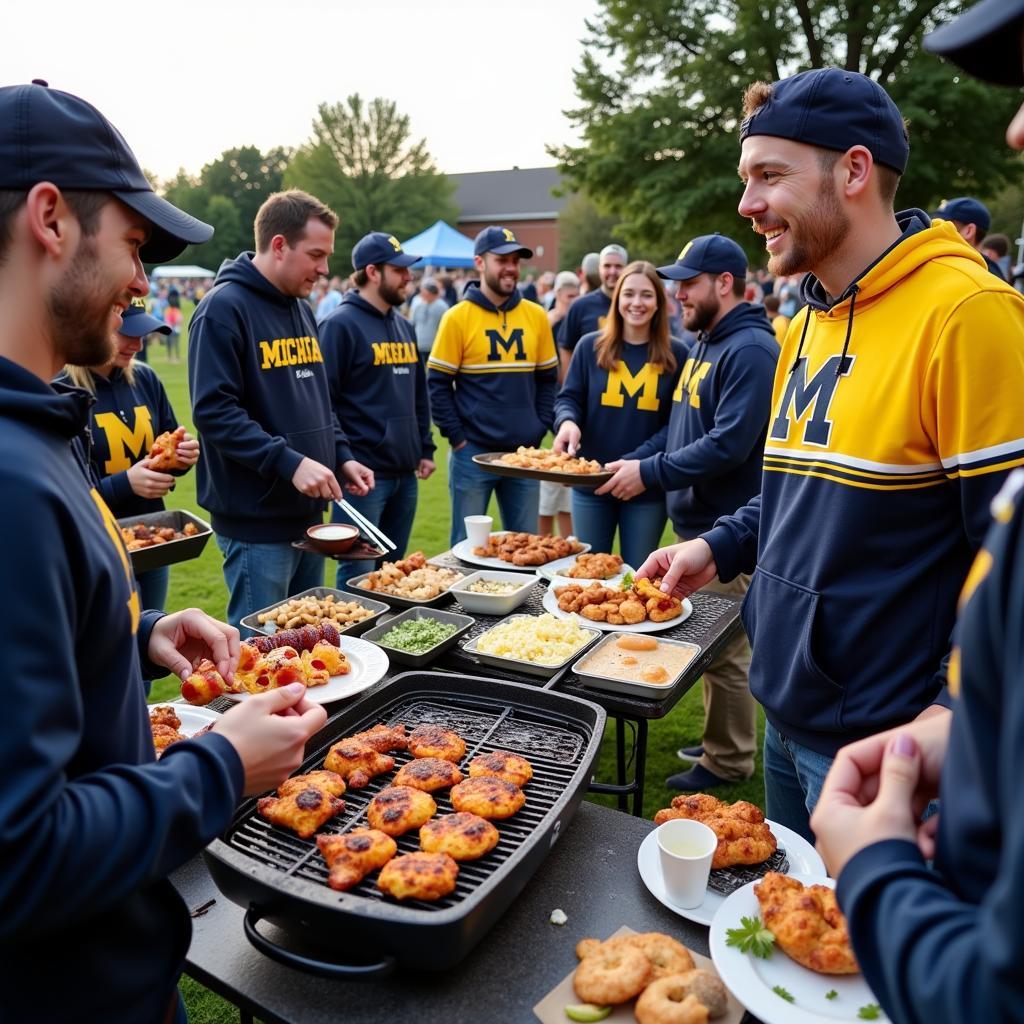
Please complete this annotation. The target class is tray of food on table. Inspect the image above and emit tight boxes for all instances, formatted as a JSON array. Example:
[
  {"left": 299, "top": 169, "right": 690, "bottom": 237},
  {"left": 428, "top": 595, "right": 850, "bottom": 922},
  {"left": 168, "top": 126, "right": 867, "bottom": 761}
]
[
  {"left": 345, "top": 550, "right": 464, "bottom": 608},
  {"left": 117, "top": 508, "right": 212, "bottom": 573},
  {"left": 362, "top": 607, "right": 476, "bottom": 668},
  {"left": 452, "top": 530, "right": 591, "bottom": 572},
  {"left": 473, "top": 446, "right": 615, "bottom": 485},
  {"left": 572, "top": 632, "right": 702, "bottom": 697},
  {"left": 461, "top": 611, "right": 601, "bottom": 678},
  {"left": 240, "top": 587, "right": 389, "bottom": 638},
  {"left": 543, "top": 573, "right": 693, "bottom": 633}
]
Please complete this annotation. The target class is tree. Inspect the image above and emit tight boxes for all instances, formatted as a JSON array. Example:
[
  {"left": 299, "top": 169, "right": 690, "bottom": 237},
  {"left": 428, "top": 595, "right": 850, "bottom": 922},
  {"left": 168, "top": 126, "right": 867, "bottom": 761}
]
[
  {"left": 551, "top": 0, "right": 1024, "bottom": 264},
  {"left": 557, "top": 192, "right": 629, "bottom": 270},
  {"left": 284, "top": 94, "right": 457, "bottom": 262}
]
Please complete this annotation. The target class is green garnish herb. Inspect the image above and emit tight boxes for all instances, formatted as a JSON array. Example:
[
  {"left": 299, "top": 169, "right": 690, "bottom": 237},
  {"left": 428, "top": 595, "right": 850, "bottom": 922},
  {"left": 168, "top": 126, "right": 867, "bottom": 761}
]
[
  {"left": 725, "top": 915, "right": 776, "bottom": 958},
  {"left": 621, "top": 570, "right": 634, "bottom": 590},
  {"left": 826, "top": 990, "right": 838, "bottom": 1000},
  {"left": 379, "top": 618, "right": 457, "bottom": 654},
  {"left": 772, "top": 985, "right": 795, "bottom": 1003},
  {"left": 858, "top": 1005, "right": 882, "bottom": 1020}
]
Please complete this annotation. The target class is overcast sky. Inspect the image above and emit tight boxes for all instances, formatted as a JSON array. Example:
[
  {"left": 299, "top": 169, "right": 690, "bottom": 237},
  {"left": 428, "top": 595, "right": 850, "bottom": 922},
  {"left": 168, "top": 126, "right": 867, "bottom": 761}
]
[{"left": 6, "top": 0, "right": 602, "bottom": 184}]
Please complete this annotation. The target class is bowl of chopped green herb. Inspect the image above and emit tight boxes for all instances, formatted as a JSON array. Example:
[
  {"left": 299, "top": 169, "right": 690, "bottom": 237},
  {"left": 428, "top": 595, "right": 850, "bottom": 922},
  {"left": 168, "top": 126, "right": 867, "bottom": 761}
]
[{"left": 363, "top": 607, "right": 476, "bottom": 667}]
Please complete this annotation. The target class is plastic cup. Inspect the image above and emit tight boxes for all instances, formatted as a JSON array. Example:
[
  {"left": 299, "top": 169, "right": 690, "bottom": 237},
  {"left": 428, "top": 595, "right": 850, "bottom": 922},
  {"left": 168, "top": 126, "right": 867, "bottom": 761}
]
[
  {"left": 464, "top": 515, "right": 493, "bottom": 549},
  {"left": 656, "top": 819, "right": 717, "bottom": 908}
]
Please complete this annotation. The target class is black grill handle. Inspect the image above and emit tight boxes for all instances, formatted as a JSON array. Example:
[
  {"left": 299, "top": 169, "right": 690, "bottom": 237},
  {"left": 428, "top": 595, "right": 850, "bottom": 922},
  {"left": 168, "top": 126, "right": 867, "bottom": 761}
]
[{"left": 243, "top": 907, "right": 396, "bottom": 979}]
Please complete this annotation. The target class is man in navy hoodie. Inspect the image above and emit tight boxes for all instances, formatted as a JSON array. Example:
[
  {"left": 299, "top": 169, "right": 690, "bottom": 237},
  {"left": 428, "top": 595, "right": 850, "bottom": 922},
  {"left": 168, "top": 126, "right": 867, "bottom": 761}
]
[
  {"left": 0, "top": 81, "right": 327, "bottom": 1024},
  {"left": 321, "top": 232, "right": 436, "bottom": 585},
  {"left": 188, "top": 190, "right": 375, "bottom": 629},
  {"left": 600, "top": 234, "right": 778, "bottom": 792}
]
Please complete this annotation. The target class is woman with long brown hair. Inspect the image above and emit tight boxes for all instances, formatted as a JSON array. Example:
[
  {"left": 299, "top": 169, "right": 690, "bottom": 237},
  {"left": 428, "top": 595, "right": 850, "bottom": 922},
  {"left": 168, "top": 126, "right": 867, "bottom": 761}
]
[{"left": 553, "top": 260, "right": 686, "bottom": 566}]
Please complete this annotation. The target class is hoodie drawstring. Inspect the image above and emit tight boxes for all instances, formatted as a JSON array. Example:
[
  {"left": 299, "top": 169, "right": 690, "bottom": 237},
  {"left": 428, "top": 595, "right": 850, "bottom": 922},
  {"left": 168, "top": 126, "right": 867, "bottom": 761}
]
[
  {"left": 836, "top": 284, "right": 859, "bottom": 377},
  {"left": 789, "top": 309, "right": 813, "bottom": 375}
]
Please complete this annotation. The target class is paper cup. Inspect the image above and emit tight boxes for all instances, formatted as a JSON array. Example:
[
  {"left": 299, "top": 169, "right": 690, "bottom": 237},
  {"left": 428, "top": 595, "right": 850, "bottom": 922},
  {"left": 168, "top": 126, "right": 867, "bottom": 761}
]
[
  {"left": 464, "top": 515, "right": 493, "bottom": 548},
  {"left": 656, "top": 819, "right": 717, "bottom": 908}
]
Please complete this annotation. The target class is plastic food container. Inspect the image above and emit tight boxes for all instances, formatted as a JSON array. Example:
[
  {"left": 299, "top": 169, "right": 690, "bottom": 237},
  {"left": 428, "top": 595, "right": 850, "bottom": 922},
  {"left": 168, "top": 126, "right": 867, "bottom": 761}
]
[{"left": 449, "top": 570, "right": 540, "bottom": 615}]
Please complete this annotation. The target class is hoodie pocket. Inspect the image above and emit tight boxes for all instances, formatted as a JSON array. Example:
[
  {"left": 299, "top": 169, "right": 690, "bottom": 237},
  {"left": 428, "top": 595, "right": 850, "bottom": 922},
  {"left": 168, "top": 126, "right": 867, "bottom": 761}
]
[
  {"left": 740, "top": 566, "right": 845, "bottom": 730},
  {"left": 258, "top": 425, "right": 335, "bottom": 516},
  {"left": 380, "top": 416, "right": 420, "bottom": 472}
]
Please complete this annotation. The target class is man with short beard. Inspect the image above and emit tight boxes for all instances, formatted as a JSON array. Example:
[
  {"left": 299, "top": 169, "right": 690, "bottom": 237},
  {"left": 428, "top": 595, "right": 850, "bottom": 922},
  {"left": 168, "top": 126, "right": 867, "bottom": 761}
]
[
  {"left": 320, "top": 232, "right": 436, "bottom": 586},
  {"left": 428, "top": 225, "right": 559, "bottom": 545},
  {"left": 557, "top": 242, "right": 627, "bottom": 376},
  {"left": 638, "top": 68, "right": 1024, "bottom": 840}
]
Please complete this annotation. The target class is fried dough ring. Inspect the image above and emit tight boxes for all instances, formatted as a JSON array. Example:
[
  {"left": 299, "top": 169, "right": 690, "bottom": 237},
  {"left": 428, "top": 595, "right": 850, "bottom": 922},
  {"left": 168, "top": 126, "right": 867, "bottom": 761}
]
[
  {"left": 573, "top": 942, "right": 652, "bottom": 1005},
  {"left": 634, "top": 971, "right": 728, "bottom": 1024}
]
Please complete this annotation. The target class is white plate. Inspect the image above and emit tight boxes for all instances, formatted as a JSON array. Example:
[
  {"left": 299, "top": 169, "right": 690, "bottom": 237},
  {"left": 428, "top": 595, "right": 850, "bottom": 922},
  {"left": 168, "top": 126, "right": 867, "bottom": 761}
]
[
  {"left": 451, "top": 532, "right": 591, "bottom": 572},
  {"left": 540, "top": 561, "right": 635, "bottom": 587},
  {"left": 542, "top": 583, "right": 693, "bottom": 633},
  {"left": 149, "top": 703, "right": 220, "bottom": 736},
  {"left": 223, "top": 636, "right": 390, "bottom": 705},
  {"left": 709, "top": 875, "right": 881, "bottom": 1024},
  {"left": 637, "top": 821, "right": 826, "bottom": 927}
]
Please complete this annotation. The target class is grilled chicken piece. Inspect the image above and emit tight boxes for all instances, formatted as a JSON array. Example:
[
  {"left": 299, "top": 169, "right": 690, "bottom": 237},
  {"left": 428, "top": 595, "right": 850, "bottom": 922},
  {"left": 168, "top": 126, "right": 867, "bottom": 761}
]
[
  {"left": 419, "top": 812, "right": 499, "bottom": 861},
  {"left": 278, "top": 770, "right": 346, "bottom": 799},
  {"left": 324, "top": 738, "right": 395, "bottom": 788},
  {"left": 407, "top": 724, "right": 466, "bottom": 763},
  {"left": 147, "top": 426, "right": 187, "bottom": 471},
  {"left": 257, "top": 780, "right": 345, "bottom": 839},
  {"left": 316, "top": 828, "right": 397, "bottom": 891},
  {"left": 350, "top": 723, "right": 408, "bottom": 753},
  {"left": 450, "top": 776, "right": 525, "bottom": 820},
  {"left": 377, "top": 851, "right": 458, "bottom": 901},
  {"left": 365, "top": 786, "right": 437, "bottom": 837},
  {"left": 392, "top": 757, "right": 464, "bottom": 792},
  {"left": 467, "top": 750, "right": 533, "bottom": 788}
]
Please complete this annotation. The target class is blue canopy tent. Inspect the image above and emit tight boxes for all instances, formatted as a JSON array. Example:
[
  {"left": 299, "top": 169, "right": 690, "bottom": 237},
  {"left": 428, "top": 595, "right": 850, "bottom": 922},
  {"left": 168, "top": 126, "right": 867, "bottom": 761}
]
[{"left": 401, "top": 220, "right": 476, "bottom": 268}]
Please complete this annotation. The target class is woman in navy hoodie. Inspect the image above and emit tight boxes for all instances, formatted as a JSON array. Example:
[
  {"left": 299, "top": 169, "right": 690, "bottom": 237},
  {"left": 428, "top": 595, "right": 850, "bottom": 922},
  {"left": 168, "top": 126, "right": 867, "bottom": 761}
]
[
  {"left": 553, "top": 261, "right": 686, "bottom": 567},
  {"left": 60, "top": 303, "right": 198, "bottom": 610}
]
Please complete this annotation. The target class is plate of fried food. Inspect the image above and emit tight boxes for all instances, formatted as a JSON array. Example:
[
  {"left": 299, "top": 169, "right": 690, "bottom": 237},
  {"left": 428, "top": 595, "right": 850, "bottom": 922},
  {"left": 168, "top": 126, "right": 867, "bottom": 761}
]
[
  {"left": 540, "top": 551, "right": 634, "bottom": 586},
  {"left": 452, "top": 531, "right": 590, "bottom": 571},
  {"left": 346, "top": 551, "right": 464, "bottom": 608},
  {"left": 148, "top": 703, "right": 219, "bottom": 757},
  {"left": 473, "top": 447, "right": 614, "bottom": 485},
  {"left": 639, "top": 795, "right": 826, "bottom": 926},
  {"left": 709, "top": 873, "right": 880, "bottom": 1024},
  {"left": 544, "top": 575, "right": 692, "bottom": 633}
]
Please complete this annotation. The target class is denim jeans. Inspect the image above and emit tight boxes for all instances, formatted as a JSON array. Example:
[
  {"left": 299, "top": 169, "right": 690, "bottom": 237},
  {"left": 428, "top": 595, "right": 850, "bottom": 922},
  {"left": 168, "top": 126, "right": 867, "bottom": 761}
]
[
  {"left": 763, "top": 721, "right": 835, "bottom": 844},
  {"left": 448, "top": 441, "right": 540, "bottom": 546},
  {"left": 570, "top": 488, "right": 667, "bottom": 568},
  {"left": 215, "top": 534, "right": 324, "bottom": 634},
  {"left": 331, "top": 474, "right": 418, "bottom": 586},
  {"left": 135, "top": 565, "right": 169, "bottom": 612}
]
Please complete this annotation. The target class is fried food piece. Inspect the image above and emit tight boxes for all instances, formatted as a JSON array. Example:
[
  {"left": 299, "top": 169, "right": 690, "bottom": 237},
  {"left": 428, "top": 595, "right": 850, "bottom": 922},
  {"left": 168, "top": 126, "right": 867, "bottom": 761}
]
[
  {"left": 668, "top": 794, "right": 764, "bottom": 822},
  {"left": 573, "top": 941, "right": 652, "bottom": 1005},
  {"left": 419, "top": 812, "right": 500, "bottom": 861},
  {"left": 365, "top": 786, "right": 437, "bottom": 837},
  {"left": 392, "top": 757, "right": 464, "bottom": 792},
  {"left": 278, "top": 770, "right": 346, "bottom": 799},
  {"left": 467, "top": 750, "right": 533, "bottom": 788},
  {"left": 653, "top": 794, "right": 776, "bottom": 869},
  {"left": 302, "top": 641, "right": 349, "bottom": 678},
  {"left": 351, "top": 723, "right": 408, "bottom": 753},
  {"left": 324, "top": 738, "right": 395, "bottom": 789},
  {"left": 407, "top": 724, "right": 466, "bottom": 762},
  {"left": 635, "top": 576, "right": 684, "bottom": 622},
  {"left": 149, "top": 705, "right": 181, "bottom": 730},
  {"left": 635, "top": 970, "right": 728, "bottom": 1023},
  {"left": 579, "top": 933, "right": 695, "bottom": 982},
  {"left": 316, "top": 828, "right": 396, "bottom": 891},
  {"left": 564, "top": 552, "right": 623, "bottom": 579},
  {"left": 257, "top": 779, "right": 345, "bottom": 839},
  {"left": 450, "top": 776, "right": 525, "bottom": 819},
  {"left": 151, "top": 722, "right": 185, "bottom": 755},
  {"left": 180, "top": 659, "right": 229, "bottom": 705},
  {"left": 377, "top": 851, "right": 458, "bottom": 901},
  {"left": 755, "top": 872, "right": 859, "bottom": 974},
  {"left": 147, "top": 426, "right": 187, "bottom": 471}
]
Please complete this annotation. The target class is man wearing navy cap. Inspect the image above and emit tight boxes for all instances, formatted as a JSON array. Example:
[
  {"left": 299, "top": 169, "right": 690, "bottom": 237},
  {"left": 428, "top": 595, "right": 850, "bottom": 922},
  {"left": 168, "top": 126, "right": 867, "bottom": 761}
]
[
  {"left": 428, "top": 225, "right": 559, "bottom": 545},
  {"left": 601, "top": 234, "right": 778, "bottom": 791},
  {"left": 934, "top": 196, "right": 1005, "bottom": 278},
  {"left": 0, "top": 81, "right": 327, "bottom": 1023},
  {"left": 320, "top": 232, "right": 435, "bottom": 585},
  {"left": 640, "top": 67, "right": 1024, "bottom": 841},
  {"left": 556, "top": 242, "right": 628, "bottom": 374}
]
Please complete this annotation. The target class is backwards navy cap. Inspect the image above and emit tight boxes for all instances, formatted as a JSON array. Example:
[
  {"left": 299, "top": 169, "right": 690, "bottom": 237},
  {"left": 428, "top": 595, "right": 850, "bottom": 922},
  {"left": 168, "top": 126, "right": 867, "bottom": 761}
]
[
  {"left": 0, "top": 81, "right": 213, "bottom": 262},
  {"left": 740, "top": 68, "right": 909, "bottom": 174},
  {"left": 351, "top": 231, "right": 420, "bottom": 271},
  {"left": 474, "top": 225, "right": 533, "bottom": 258},
  {"left": 657, "top": 234, "right": 748, "bottom": 282},
  {"left": 934, "top": 197, "right": 991, "bottom": 233},
  {"left": 925, "top": 0, "right": 1024, "bottom": 87},
  {"left": 119, "top": 298, "right": 171, "bottom": 338}
]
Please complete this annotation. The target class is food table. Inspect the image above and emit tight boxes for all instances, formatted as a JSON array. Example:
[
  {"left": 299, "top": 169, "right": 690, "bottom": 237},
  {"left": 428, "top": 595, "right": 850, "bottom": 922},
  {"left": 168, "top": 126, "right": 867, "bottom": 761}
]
[{"left": 172, "top": 800, "right": 760, "bottom": 1024}]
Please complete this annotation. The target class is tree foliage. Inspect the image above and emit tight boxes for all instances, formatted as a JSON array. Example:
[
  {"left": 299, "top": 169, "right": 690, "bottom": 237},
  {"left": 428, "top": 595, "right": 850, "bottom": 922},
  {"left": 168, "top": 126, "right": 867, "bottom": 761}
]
[
  {"left": 557, "top": 192, "right": 629, "bottom": 271},
  {"left": 552, "top": 0, "right": 1024, "bottom": 265},
  {"left": 284, "top": 94, "right": 457, "bottom": 264}
]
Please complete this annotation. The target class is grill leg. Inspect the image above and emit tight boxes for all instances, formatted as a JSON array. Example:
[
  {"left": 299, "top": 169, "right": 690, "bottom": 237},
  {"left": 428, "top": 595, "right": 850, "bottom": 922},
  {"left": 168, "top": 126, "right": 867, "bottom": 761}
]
[
  {"left": 615, "top": 717, "right": 627, "bottom": 811},
  {"left": 633, "top": 719, "right": 648, "bottom": 817}
]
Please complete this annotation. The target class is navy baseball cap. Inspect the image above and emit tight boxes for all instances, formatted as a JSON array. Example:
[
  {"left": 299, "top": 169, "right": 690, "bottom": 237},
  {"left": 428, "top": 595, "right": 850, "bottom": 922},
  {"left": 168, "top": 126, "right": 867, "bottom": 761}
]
[
  {"left": 473, "top": 225, "right": 533, "bottom": 258},
  {"left": 118, "top": 298, "right": 170, "bottom": 337},
  {"left": 657, "top": 234, "right": 748, "bottom": 282},
  {"left": 351, "top": 231, "right": 420, "bottom": 271},
  {"left": 0, "top": 81, "right": 213, "bottom": 262},
  {"left": 933, "top": 197, "right": 991, "bottom": 232},
  {"left": 925, "top": 0, "right": 1024, "bottom": 87},
  {"left": 740, "top": 68, "right": 910, "bottom": 174}
]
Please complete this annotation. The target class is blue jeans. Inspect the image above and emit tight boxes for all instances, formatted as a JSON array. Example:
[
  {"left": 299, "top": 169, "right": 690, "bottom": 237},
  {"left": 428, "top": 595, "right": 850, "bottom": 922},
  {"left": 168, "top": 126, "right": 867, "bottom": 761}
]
[
  {"left": 135, "top": 565, "right": 169, "bottom": 612},
  {"left": 331, "top": 474, "right": 418, "bottom": 586},
  {"left": 570, "top": 488, "right": 667, "bottom": 567},
  {"left": 763, "top": 721, "right": 835, "bottom": 844},
  {"left": 215, "top": 535, "right": 324, "bottom": 634},
  {"left": 448, "top": 441, "right": 540, "bottom": 546}
]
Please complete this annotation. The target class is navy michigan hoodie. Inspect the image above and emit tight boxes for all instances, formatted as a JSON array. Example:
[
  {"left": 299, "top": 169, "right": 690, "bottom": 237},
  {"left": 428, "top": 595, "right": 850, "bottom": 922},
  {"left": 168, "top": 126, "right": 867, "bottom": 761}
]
[
  {"left": 188, "top": 253, "right": 353, "bottom": 542},
  {"left": 627, "top": 302, "right": 778, "bottom": 533},
  {"left": 320, "top": 291, "right": 435, "bottom": 475},
  {"left": 0, "top": 356, "right": 244, "bottom": 1022}
]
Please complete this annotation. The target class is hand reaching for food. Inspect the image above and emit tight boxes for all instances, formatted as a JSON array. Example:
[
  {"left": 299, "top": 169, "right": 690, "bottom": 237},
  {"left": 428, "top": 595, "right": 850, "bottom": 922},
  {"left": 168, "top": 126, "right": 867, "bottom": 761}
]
[{"left": 553, "top": 421, "right": 582, "bottom": 456}]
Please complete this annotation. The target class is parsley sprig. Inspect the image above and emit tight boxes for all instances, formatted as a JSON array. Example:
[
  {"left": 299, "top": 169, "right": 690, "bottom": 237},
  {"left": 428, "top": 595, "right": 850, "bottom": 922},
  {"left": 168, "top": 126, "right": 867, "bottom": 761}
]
[
  {"left": 772, "top": 985, "right": 795, "bottom": 1003},
  {"left": 725, "top": 915, "right": 776, "bottom": 958},
  {"left": 858, "top": 1004, "right": 882, "bottom": 1020}
]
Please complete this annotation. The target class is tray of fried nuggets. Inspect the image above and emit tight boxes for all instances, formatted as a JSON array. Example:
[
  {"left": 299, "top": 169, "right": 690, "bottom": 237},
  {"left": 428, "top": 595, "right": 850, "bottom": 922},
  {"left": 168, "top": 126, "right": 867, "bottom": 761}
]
[
  {"left": 118, "top": 508, "right": 212, "bottom": 574},
  {"left": 473, "top": 449, "right": 614, "bottom": 485}
]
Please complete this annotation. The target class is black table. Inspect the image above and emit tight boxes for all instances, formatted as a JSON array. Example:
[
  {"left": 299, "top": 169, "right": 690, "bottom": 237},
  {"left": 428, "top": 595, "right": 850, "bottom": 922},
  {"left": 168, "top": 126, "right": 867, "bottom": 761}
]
[{"left": 173, "top": 801, "right": 757, "bottom": 1024}]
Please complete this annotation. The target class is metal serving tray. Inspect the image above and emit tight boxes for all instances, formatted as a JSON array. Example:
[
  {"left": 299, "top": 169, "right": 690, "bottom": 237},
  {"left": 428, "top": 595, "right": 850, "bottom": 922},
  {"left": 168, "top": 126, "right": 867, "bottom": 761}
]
[
  {"left": 343, "top": 564, "right": 463, "bottom": 609},
  {"left": 361, "top": 606, "right": 475, "bottom": 668},
  {"left": 472, "top": 451, "right": 614, "bottom": 486},
  {"left": 571, "top": 632, "right": 702, "bottom": 698},
  {"left": 461, "top": 613, "right": 601, "bottom": 679},
  {"left": 118, "top": 508, "right": 212, "bottom": 575},
  {"left": 239, "top": 587, "right": 389, "bottom": 639}
]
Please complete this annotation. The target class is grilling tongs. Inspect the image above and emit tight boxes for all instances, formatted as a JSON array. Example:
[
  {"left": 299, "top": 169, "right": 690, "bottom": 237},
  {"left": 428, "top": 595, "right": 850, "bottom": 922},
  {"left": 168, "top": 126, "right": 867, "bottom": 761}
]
[{"left": 334, "top": 498, "right": 397, "bottom": 552}]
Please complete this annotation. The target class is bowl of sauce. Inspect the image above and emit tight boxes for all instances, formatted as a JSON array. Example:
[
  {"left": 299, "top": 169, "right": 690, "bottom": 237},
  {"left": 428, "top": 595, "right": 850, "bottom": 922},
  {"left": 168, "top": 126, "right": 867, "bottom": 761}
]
[{"left": 306, "top": 522, "right": 360, "bottom": 554}]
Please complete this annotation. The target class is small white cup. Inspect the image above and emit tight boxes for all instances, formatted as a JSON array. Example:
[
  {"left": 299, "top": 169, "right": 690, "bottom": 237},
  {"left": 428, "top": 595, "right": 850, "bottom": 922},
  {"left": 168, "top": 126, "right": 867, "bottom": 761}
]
[
  {"left": 656, "top": 819, "right": 717, "bottom": 908},
  {"left": 464, "top": 514, "right": 493, "bottom": 548}
]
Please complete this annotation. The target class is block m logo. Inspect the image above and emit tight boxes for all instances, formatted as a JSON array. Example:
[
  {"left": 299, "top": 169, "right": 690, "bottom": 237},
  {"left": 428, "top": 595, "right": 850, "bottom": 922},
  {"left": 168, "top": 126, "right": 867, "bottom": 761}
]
[
  {"left": 94, "top": 407, "right": 154, "bottom": 474},
  {"left": 486, "top": 328, "right": 526, "bottom": 361},
  {"left": 769, "top": 355, "right": 854, "bottom": 448},
  {"left": 600, "top": 361, "right": 663, "bottom": 410}
]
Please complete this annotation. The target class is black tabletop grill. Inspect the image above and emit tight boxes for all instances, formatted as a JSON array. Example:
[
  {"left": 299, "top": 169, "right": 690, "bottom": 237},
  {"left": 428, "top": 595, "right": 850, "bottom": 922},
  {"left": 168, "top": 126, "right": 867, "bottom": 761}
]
[{"left": 203, "top": 672, "right": 605, "bottom": 976}]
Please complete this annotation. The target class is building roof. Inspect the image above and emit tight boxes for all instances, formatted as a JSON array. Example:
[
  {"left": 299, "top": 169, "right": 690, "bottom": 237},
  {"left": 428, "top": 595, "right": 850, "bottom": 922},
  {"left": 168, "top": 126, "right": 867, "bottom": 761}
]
[{"left": 450, "top": 166, "right": 568, "bottom": 223}]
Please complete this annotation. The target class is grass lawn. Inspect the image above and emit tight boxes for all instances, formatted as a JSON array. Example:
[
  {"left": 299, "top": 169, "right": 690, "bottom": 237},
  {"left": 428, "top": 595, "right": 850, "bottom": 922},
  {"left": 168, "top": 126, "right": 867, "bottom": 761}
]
[{"left": 145, "top": 308, "right": 765, "bottom": 1021}]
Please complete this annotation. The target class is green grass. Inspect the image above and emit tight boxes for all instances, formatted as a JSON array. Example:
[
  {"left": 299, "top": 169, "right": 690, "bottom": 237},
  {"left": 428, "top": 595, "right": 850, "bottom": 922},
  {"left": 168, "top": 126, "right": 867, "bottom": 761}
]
[{"left": 144, "top": 309, "right": 764, "bottom": 1020}]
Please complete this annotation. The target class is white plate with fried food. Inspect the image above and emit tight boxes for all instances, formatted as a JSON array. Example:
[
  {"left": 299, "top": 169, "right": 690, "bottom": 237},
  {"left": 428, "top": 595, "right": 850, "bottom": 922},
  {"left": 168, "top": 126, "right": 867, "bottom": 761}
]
[
  {"left": 542, "top": 580, "right": 692, "bottom": 633},
  {"left": 637, "top": 822, "right": 824, "bottom": 926},
  {"left": 708, "top": 875, "right": 881, "bottom": 1024},
  {"left": 540, "top": 553, "right": 634, "bottom": 586},
  {"left": 452, "top": 531, "right": 591, "bottom": 572},
  {"left": 148, "top": 703, "right": 219, "bottom": 757}
]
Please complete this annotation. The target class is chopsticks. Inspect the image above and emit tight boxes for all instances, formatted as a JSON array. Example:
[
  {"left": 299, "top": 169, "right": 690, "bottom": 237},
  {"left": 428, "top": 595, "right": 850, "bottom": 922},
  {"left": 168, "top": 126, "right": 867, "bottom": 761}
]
[{"left": 333, "top": 498, "right": 397, "bottom": 552}]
